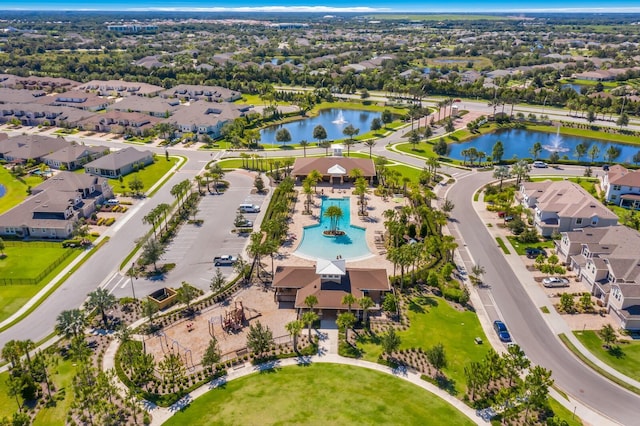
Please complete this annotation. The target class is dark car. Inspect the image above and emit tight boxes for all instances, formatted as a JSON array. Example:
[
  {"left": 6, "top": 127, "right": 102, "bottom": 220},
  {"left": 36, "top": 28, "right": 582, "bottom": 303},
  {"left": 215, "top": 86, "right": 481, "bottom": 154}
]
[
  {"left": 526, "top": 248, "right": 547, "bottom": 259},
  {"left": 493, "top": 320, "right": 512, "bottom": 343}
]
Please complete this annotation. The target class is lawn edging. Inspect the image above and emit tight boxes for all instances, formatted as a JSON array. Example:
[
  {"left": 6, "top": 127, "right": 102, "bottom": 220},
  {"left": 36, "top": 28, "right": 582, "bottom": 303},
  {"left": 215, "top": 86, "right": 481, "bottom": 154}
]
[
  {"left": 558, "top": 333, "right": 640, "bottom": 395},
  {"left": 0, "top": 237, "right": 110, "bottom": 333}
]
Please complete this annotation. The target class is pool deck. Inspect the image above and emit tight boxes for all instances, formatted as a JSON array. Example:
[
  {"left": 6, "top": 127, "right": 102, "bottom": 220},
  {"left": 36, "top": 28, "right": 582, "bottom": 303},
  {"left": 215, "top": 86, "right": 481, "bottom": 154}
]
[{"left": 275, "top": 182, "right": 400, "bottom": 274}]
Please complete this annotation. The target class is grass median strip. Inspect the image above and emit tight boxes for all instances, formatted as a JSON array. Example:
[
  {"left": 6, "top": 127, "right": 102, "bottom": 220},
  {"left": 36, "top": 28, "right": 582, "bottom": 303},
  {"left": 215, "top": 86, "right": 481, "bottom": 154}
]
[{"left": 496, "top": 237, "right": 510, "bottom": 254}]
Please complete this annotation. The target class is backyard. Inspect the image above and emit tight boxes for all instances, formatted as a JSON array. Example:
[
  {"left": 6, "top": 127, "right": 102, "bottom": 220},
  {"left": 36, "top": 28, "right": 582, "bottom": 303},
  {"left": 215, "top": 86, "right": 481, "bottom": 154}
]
[
  {"left": 112, "top": 156, "right": 179, "bottom": 195},
  {"left": 0, "top": 242, "right": 83, "bottom": 323},
  {"left": 164, "top": 363, "right": 475, "bottom": 426},
  {"left": 0, "top": 166, "right": 43, "bottom": 214}
]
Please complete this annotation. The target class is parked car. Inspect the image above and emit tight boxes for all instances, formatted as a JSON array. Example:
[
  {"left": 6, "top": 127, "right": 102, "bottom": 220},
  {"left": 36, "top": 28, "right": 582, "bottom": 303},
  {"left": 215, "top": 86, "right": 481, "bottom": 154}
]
[
  {"left": 493, "top": 320, "right": 512, "bottom": 343},
  {"left": 235, "top": 219, "right": 253, "bottom": 228},
  {"left": 533, "top": 161, "right": 548, "bottom": 168},
  {"left": 504, "top": 215, "right": 514, "bottom": 222},
  {"left": 104, "top": 198, "right": 119, "bottom": 206},
  {"left": 542, "top": 276, "right": 570, "bottom": 288},
  {"left": 238, "top": 203, "right": 260, "bottom": 213},
  {"left": 526, "top": 248, "right": 546, "bottom": 259},
  {"left": 213, "top": 255, "right": 237, "bottom": 266}
]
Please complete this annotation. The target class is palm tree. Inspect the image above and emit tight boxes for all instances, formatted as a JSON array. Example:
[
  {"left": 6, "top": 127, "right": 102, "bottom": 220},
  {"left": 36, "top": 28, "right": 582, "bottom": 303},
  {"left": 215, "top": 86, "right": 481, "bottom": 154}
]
[
  {"left": 304, "top": 295, "right": 319, "bottom": 311},
  {"left": 142, "top": 210, "right": 159, "bottom": 240},
  {"left": 364, "top": 140, "right": 376, "bottom": 158},
  {"left": 336, "top": 312, "right": 356, "bottom": 341},
  {"left": 142, "top": 298, "right": 159, "bottom": 328},
  {"left": 323, "top": 205, "right": 344, "bottom": 235},
  {"left": 341, "top": 294, "right": 357, "bottom": 313},
  {"left": 285, "top": 320, "right": 304, "bottom": 352},
  {"left": 471, "top": 263, "right": 486, "bottom": 286},
  {"left": 358, "top": 296, "right": 374, "bottom": 326},
  {"left": 530, "top": 142, "right": 543, "bottom": 160},
  {"left": 2, "top": 340, "right": 22, "bottom": 369},
  {"left": 308, "top": 169, "right": 323, "bottom": 193},
  {"left": 56, "top": 309, "right": 87, "bottom": 339},
  {"left": 299, "top": 139, "right": 310, "bottom": 157},
  {"left": 302, "top": 310, "right": 319, "bottom": 341},
  {"left": 86, "top": 288, "right": 117, "bottom": 328}
]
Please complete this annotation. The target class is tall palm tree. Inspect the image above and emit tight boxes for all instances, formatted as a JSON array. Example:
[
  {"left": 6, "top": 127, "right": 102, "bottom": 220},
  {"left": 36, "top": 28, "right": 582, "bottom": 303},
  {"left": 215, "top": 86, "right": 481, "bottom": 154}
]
[
  {"left": 1, "top": 340, "right": 22, "bottom": 369},
  {"left": 302, "top": 310, "right": 319, "bottom": 341},
  {"left": 336, "top": 312, "right": 356, "bottom": 341},
  {"left": 86, "top": 288, "right": 117, "bottom": 328},
  {"left": 358, "top": 296, "right": 374, "bottom": 326},
  {"left": 323, "top": 205, "right": 344, "bottom": 235},
  {"left": 142, "top": 210, "right": 159, "bottom": 239},
  {"left": 308, "top": 169, "right": 323, "bottom": 193},
  {"left": 299, "top": 139, "right": 310, "bottom": 157},
  {"left": 285, "top": 320, "right": 304, "bottom": 352},
  {"left": 304, "top": 295, "right": 319, "bottom": 312},
  {"left": 364, "top": 140, "right": 377, "bottom": 158}
]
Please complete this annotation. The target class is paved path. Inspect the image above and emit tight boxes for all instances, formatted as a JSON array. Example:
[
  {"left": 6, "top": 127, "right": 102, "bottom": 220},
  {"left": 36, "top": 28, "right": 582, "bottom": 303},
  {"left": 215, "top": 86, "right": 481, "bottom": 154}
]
[{"left": 140, "top": 328, "right": 482, "bottom": 426}]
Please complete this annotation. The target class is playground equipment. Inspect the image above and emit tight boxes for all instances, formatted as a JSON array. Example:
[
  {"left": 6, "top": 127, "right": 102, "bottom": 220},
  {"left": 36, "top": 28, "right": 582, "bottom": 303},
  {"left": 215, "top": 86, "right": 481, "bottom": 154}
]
[
  {"left": 222, "top": 301, "right": 245, "bottom": 333},
  {"left": 156, "top": 331, "right": 195, "bottom": 371}
]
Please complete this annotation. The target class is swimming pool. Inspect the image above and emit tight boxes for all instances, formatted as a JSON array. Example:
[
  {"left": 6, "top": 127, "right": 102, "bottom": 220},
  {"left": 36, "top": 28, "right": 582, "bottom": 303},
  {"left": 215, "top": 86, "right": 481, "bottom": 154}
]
[
  {"left": 294, "top": 197, "right": 372, "bottom": 261},
  {"left": 0, "top": 184, "right": 5, "bottom": 198}
]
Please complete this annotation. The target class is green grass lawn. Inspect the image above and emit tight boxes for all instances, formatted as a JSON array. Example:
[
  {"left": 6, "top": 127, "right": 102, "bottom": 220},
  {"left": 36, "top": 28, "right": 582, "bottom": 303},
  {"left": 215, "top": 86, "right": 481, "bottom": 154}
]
[
  {"left": 394, "top": 142, "right": 439, "bottom": 160},
  {"left": 0, "top": 242, "right": 83, "bottom": 323},
  {"left": 112, "top": 157, "right": 178, "bottom": 195},
  {"left": 357, "top": 295, "right": 490, "bottom": 395},
  {"left": 164, "top": 363, "right": 474, "bottom": 426},
  {"left": 574, "top": 330, "right": 640, "bottom": 381},
  {"left": 33, "top": 355, "right": 78, "bottom": 425},
  {"left": 530, "top": 124, "right": 640, "bottom": 146},
  {"left": 0, "top": 370, "right": 20, "bottom": 419},
  {"left": 386, "top": 163, "right": 422, "bottom": 183},
  {"left": 0, "top": 167, "right": 43, "bottom": 214},
  {"left": 506, "top": 236, "right": 557, "bottom": 256},
  {"left": 547, "top": 398, "right": 583, "bottom": 426}
]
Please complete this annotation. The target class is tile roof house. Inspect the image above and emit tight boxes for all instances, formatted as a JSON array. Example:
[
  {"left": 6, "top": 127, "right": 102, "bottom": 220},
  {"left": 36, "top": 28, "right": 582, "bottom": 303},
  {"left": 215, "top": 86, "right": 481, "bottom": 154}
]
[
  {"left": 77, "top": 80, "right": 164, "bottom": 97},
  {"left": 555, "top": 226, "right": 640, "bottom": 330},
  {"left": 272, "top": 259, "right": 390, "bottom": 315},
  {"left": 519, "top": 180, "right": 618, "bottom": 237},
  {"left": 0, "top": 171, "right": 113, "bottom": 239},
  {"left": 108, "top": 96, "right": 181, "bottom": 118},
  {"left": 41, "top": 144, "right": 110, "bottom": 171},
  {"left": 0, "top": 134, "right": 70, "bottom": 164},
  {"left": 0, "top": 103, "right": 94, "bottom": 127},
  {"left": 84, "top": 147, "right": 154, "bottom": 178},
  {"left": 160, "top": 84, "right": 242, "bottom": 102},
  {"left": 0, "top": 88, "right": 47, "bottom": 104},
  {"left": 39, "top": 90, "right": 113, "bottom": 112},
  {"left": 164, "top": 101, "right": 251, "bottom": 138},
  {"left": 78, "top": 111, "right": 162, "bottom": 136},
  {"left": 601, "top": 164, "right": 640, "bottom": 210}
]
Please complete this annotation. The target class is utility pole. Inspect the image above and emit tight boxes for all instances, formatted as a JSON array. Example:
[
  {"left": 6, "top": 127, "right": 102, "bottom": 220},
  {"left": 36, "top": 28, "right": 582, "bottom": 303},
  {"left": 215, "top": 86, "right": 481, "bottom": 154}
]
[{"left": 130, "top": 262, "right": 137, "bottom": 300}]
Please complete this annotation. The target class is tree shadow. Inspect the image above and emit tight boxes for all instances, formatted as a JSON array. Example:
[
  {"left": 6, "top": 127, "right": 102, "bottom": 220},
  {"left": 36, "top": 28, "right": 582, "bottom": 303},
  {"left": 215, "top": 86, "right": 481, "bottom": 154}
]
[{"left": 607, "top": 345, "right": 625, "bottom": 359}]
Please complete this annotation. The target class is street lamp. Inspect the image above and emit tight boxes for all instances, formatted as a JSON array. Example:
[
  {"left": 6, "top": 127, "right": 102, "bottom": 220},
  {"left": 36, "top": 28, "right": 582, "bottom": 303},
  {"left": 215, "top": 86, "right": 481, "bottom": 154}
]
[{"left": 130, "top": 262, "right": 137, "bottom": 300}]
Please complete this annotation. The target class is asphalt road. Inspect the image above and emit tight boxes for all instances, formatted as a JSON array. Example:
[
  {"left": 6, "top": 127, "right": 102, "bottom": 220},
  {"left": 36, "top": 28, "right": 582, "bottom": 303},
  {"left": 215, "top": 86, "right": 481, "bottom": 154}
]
[{"left": 446, "top": 169, "right": 640, "bottom": 425}]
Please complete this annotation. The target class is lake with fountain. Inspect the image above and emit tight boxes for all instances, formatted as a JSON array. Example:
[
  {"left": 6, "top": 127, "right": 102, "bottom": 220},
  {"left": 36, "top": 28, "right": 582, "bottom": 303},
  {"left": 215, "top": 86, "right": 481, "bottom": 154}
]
[
  {"left": 260, "top": 108, "right": 381, "bottom": 145},
  {"left": 446, "top": 128, "right": 640, "bottom": 163}
]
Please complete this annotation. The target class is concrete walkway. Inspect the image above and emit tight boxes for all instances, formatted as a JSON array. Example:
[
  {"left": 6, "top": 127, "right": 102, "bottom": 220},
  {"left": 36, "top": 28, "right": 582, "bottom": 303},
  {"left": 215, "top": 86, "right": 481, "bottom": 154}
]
[{"left": 144, "top": 340, "right": 482, "bottom": 426}]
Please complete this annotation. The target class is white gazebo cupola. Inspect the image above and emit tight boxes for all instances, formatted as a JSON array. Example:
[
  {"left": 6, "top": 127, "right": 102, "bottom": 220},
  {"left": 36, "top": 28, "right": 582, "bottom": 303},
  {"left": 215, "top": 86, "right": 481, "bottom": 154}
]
[
  {"left": 331, "top": 144, "right": 344, "bottom": 157},
  {"left": 327, "top": 163, "right": 347, "bottom": 183},
  {"left": 316, "top": 258, "right": 346, "bottom": 282}
]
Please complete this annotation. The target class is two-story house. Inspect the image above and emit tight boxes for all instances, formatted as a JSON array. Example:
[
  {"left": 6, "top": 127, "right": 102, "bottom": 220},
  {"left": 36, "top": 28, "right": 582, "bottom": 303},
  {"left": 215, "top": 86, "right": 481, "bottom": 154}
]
[
  {"left": 601, "top": 165, "right": 640, "bottom": 210},
  {"left": 519, "top": 180, "right": 618, "bottom": 237}
]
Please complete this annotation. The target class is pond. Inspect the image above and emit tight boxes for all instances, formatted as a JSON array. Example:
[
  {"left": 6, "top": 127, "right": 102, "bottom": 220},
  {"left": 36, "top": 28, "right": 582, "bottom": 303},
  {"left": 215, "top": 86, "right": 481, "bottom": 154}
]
[
  {"left": 0, "top": 183, "right": 5, "bottom": 198},
  {"left": 260, "top": 108, "right": 381, "bottom": 145},
  {"left": 446, "top": 128, "right": 640, "bottom": 163},
  {"left": 562, "top": 83, "right": 586, "bottom": 94}
]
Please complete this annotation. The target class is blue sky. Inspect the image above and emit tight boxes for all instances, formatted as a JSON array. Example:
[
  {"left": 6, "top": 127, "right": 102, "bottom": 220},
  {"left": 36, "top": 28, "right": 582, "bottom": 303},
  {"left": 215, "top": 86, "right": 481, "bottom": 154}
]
[{"left": 2, "top": 0, "right": 640, "bottom": 12}]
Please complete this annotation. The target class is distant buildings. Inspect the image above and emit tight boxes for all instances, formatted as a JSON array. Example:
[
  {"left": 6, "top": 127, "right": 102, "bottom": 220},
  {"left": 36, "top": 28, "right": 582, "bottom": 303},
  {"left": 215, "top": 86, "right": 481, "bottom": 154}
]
[{"left": 106, "top": 24, "right": 158, "bottom": 33}]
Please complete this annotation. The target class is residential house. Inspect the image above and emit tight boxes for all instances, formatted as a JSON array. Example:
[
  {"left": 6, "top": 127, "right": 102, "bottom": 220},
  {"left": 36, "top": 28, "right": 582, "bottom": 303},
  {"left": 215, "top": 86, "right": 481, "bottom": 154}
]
[
  {"left": 77, "top": 80, "right": 164, "bottom": 97},
  {"left": 78, "top": 111, "right": 162, "bottom": 135},
  {"left": 164, "top": 101, "right": 251, "bottom": 138},
  {"left": 0, "top": 102, "right": 94, "bottom": 127},
  {"left": 0, "top": 134, "right": 69, "bottom": 164},
  {"left": 108, "top": 96, "right": 180, "bottom": 118},
  {"left": 160, "top": 84, "right": 241, "bottom": 102},
  {"left": 0, "top": 88, "right": 47, "bottom": 104},
  {"left": 42, "top": 144, "right": 110, "bottom": 171},
  {"left": 84, "top": 147, "right": 154, "bottom": 178},
  {"left": 272, "top": 258, "right": 390, "bottom": 317},
  {"left": 40, "top": 91, "right": 113, "bottom": 112},
  {"left": 601, "top": 165, "right": 640, "bottom": 210},
  {"left": 519, "top": 180, "right": 618, "bottom": 237},
  {"left": 555, "top": 226, "right": 640, "bottom": 330},
  {"left": 0, "top": 171, "right": 113, "bottom": 239}
]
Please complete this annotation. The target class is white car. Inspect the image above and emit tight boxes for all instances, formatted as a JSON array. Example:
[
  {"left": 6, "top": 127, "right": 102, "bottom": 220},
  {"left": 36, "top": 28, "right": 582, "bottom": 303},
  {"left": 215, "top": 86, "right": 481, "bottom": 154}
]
[
  {"left": 533, "top": 161, "right": 548, "bottom": 168},
  {"left": 542, "top": 276, "right": 569, "bottom": 288}
]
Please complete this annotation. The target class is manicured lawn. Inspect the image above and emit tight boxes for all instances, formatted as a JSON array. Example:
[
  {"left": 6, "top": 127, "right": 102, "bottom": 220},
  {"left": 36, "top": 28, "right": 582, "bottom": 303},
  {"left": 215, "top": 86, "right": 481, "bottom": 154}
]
[
  {"left": 0, "top": 167, "right": 42, "bottom": 214},
  {"left": 0, "top": 370, "right": 20, "bottom": 419},
  {"left": 547, "top": 397, "right": 583, "bottom": 426},
  {"left": 0, "top": 242, "right": 83, "bottom": 323},
  {"left": 357, "top": 295, "right": 490, "bottom": 395},
  {"left": 386, "top": 163, "right": 422, "bottom": 183},
  {"left": 574, "top": 330, "right": 640, "bottom": 381},
  {"left": 506, "top": 236, "right": 557, "bottom": 256},
  {"left": 530, "top": 124, "right": 640, "bottom": 146},
  {"left": 33, "top": 355, "right": 78, "bottom": 425},
  {"left": 395, "top": 142, "right": 439, "bottom": 160},
  {"left": 164, "top": 363, "right": 474, "bottom": 426},
  {"left": 113, "top": 156, "right": 178, "bottom": 195}
]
